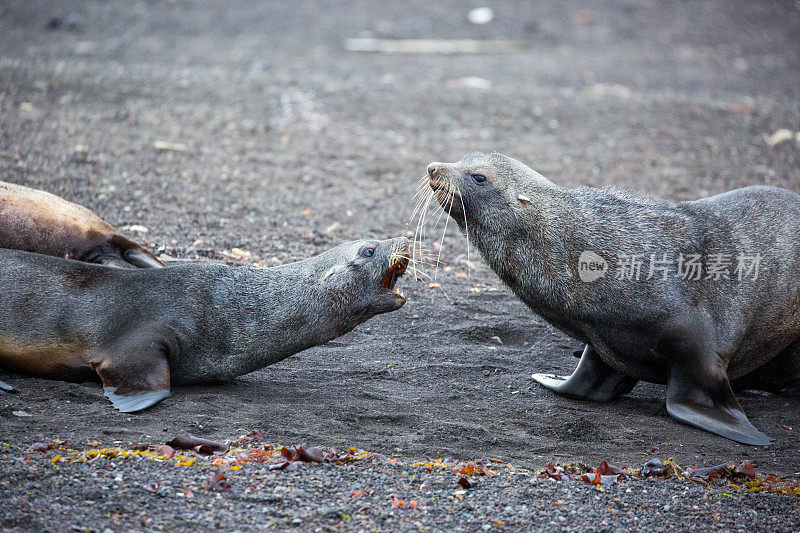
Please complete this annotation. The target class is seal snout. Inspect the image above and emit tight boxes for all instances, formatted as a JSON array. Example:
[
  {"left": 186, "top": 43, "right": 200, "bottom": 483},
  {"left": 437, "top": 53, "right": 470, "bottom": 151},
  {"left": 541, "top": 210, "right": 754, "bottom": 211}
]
[{"left": 427, "top": 162, "right": 445, "bottom": 190}]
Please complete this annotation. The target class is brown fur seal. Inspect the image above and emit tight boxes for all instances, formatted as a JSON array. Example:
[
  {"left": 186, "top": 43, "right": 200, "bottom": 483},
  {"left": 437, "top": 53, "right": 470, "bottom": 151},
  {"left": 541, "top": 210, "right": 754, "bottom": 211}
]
[
  {"left": 0, "top": 238, "right": 409, "bottom": 411},
  {"left": 0, "top": 181, "right": 163, "bottom": 268},
  {"left": 425, "top": 152, "right": 800, "bottom": 445}
]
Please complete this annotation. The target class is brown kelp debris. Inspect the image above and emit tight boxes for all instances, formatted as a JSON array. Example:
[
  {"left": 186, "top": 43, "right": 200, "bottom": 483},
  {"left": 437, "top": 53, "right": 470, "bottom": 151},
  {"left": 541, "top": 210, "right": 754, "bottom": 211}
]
[
  {"left": 268, "top": 444, "right": 360, "bottom": 471},
  {"left": 537, "top": 460, "right": 628, "bottom": 485},
  {"left": 154, "top": 445, "right": 175, "bottom": 459},
  {"left": 203, "top": 472, "right": 232, "bottom": 492},
  {"left": 640, "top": 457, "right": 684, "bottom": 478},
  {"left": 536, "top": 457, "right": 800, "bottom": 495},
  {"left": 686, "top": 461, "right": 756, "bottom": 481},
  {"left": 684, "top": 461, "right": 800, "bottom": 495},
  {"left": 166, "top": 433, "right": 230, "bottom": 455},
  {"left": 458, "top": 461, "right": 495, "bottom": 477}
]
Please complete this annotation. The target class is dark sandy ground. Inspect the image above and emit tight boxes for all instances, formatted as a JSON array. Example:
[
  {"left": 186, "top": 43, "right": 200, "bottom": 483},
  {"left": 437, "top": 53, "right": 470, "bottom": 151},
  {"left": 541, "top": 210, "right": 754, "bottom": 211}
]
[{"left": 1, "top": 0, "right": 800, "bottom": 530}]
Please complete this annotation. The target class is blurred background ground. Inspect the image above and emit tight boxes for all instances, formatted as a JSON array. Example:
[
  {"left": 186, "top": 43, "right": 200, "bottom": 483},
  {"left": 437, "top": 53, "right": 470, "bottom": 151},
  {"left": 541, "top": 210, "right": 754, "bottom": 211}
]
[{"left": 1, "top": 1, "right": 800, "bottom": 529}]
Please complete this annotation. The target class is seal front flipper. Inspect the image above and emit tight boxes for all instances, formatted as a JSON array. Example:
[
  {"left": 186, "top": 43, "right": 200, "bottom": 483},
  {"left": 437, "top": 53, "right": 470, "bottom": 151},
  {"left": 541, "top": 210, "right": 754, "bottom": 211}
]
[
  {"left": 666, "top": 359, "right": 772, "bottom": 446},
  {"left": 103, "top": 387, "right": 171, "bottom": 412},
  {"left": 123, "top": 247, "right": 165, "bottom": 269},
  {"left": 532, "top": 345, "right": 638, "bottom": 402},
  {"left": 91, "top": 236, "right": 165, "bottom": 270},
  {"left": 115, "top": 235, "right": 165, "bottom": 269},
  {"left": 91, "top": 336, "right": 172, "bottom": 413}
]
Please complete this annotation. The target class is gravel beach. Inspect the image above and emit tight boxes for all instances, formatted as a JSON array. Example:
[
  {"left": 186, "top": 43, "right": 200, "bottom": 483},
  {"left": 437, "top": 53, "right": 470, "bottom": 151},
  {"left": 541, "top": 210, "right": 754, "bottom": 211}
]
[{"left": 1, "top": 1, "right": 799, "bottom": 530}]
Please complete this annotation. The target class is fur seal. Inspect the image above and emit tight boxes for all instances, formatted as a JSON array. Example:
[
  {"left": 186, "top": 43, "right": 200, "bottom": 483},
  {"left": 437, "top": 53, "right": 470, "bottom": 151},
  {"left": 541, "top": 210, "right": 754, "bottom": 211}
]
[
  {"left": 0, "top": 237, "right": 409, "bottom": 411},
  {"left": 425, "top": 152, "right": 800, "bottom": 445},
  {"left": 0, "top": 181, "right": 163, "bottom": 268}
]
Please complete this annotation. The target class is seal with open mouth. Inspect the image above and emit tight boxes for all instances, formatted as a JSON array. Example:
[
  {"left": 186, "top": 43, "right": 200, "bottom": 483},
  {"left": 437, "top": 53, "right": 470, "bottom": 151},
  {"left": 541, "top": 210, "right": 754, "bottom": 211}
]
[
  {"left": 0, "top": 180, "right": 163, "bottom": 268},
  {"left": 424, "top": 152, "right": 800, "bottom": 445},
  {"left": 0, "top": 237, "right": 409, "bottom": 411}
]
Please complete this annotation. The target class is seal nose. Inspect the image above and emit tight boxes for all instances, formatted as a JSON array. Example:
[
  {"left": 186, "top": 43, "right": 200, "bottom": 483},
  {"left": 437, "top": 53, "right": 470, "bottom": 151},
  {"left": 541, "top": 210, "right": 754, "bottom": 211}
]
[
  {"left": 427, "top": 164, "right": 439, "bottom": 178},
  {"left": 396, "top": 236, "right": 410, "bottom": 257}
]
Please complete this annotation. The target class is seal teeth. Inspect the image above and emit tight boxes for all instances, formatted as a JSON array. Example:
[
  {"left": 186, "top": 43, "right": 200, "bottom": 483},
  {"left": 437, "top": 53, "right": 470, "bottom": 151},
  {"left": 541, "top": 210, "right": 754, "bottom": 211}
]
[{"left": 382, "top": 254, "right": 408, "bottom": 289}]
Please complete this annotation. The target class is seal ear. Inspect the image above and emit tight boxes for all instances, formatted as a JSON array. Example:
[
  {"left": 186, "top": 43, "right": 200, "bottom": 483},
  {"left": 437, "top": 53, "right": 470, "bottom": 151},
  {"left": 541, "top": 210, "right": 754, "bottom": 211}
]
[
  {"left": 517, "top": 193, "right": 532, "bottom": 207},
  {"left": 320, "top": 264, "right": 347, "bottom": 283}
]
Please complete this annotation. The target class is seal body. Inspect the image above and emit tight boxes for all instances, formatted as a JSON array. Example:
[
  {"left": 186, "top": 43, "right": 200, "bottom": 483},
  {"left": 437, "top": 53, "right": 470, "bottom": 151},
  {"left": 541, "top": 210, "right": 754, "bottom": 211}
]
[
  {"left": 0, "top": 181, "right": 163, "bottom": 268},
  {"left": 426, "top": 152, "right": 800, "bottom": 445},
  {"left": 0, "top": 238, "right": 409, "bottom": 411}
]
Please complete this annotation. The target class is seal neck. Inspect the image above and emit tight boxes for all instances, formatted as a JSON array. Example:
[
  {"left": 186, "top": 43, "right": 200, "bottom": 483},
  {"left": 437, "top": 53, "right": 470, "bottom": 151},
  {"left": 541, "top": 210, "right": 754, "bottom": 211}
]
[
  {"left": 220, "top": 264, "right": 349, "bottom": 375},
  {"left": 469, "top": 185, "right": 579, "bottom": 316}
]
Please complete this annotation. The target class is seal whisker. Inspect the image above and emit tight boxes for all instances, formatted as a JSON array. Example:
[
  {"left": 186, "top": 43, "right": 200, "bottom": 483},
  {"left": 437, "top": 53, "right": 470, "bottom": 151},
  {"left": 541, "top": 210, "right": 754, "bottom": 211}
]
[
  {"left": 407, "top": 259, "right": 437, "bottom": 269},
  {"left": 396, "top": 252, "right": 435, "bottom": 265},
  {"left": 424, "top": 189, "right": 450, "bottom": 229},
  {"left": 452, "top": 180, "right": 472, "bottom": 276},
  {"left": 434, "top": 186, "right": 456, "bottom": 280},
  {"left": 431, "top": 181, "right": 456, "bottom": 230},
  {"left": 407, "top": 188, "right": 430, "bottom": 222},
  {"left": 409, "top": 181, "right": 432, "bottom": 207},
  {"left": 406, "top": 181, "right": 432, "bottom": 281},
  {"left": 396, "top": 248, "right": 433, "bottom": 268},
  {"left": 417, "top": 199, "right": 436, "bottom": 277},
  {"left": 411, "top": 189, "right": 435, "bottom": 280},
  {"left": 412, "top": 176, "right": 430, "bottom": 196},
  {"left": 406, "top": 266, "right": 435, "bottom": 281},
  {"left": 408, "top": 188, "right": 434, "bottom": 228},
  {"left": 410, "top": 174, "right": 431, "bottom": 200},
  {"left": 407, "top": 175, "right": 432, "bottom": 218}
]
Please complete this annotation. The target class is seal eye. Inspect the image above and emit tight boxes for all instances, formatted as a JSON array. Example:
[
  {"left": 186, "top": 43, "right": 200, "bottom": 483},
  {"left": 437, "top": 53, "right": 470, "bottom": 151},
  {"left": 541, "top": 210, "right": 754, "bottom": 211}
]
[
  {"left": 360, "top": 246, "right": 375, "bottom": 258},
  {"left": 472, "top": 173, "right": 487, "bottom": 184}
]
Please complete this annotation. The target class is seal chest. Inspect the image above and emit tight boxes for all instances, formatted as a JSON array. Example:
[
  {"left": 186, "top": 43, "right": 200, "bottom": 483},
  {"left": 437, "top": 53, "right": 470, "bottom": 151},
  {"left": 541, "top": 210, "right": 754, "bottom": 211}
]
[{"left": 424, "top": 152, "right": 800, "bottom": 445}]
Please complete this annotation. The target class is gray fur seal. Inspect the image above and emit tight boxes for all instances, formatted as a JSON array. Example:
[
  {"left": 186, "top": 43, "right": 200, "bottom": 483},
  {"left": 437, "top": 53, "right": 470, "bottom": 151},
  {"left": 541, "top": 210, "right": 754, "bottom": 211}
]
[
  {"left": 0, "top": 238, "right": 409, "bottom": 411},
  {"left": 0, "top": 180, "right": 163, "bottom": 268},
  {"left": 425, "top": 152, "right": 800, "bottom": 445}
]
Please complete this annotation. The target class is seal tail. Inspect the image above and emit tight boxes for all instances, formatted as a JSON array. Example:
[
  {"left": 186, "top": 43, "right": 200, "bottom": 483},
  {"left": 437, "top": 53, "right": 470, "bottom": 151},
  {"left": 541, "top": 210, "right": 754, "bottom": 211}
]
[{"left": 110, "top": 235, "right": 165, "bottom": 268}]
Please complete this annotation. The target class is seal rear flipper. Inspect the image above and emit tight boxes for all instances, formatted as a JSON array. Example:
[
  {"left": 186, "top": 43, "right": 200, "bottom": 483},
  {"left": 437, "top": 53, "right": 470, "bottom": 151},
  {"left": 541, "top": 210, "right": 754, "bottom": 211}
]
[
  {"left": 666, "top": 365, "right": 772, "bottom": 446},
  {"left": 532, "top": 345, "right": 638, "bottom": 402},
  {"left": 0, "top": 379, "right": 17, "bottom": 392}
]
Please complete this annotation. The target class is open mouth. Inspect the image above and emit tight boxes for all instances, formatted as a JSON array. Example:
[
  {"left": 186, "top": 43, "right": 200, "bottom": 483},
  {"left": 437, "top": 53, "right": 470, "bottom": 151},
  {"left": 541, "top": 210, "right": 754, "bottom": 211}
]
[
  {"left": 381, "top": 249, "right": 409, "bottom": 304},
  {"left": 382, "top": 254, "right": 408, "bottom": 291}
]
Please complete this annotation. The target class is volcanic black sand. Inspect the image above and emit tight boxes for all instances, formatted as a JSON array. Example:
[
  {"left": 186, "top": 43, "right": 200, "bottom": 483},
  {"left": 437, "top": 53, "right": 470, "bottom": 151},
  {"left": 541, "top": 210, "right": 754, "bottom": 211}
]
[{"left": 1, "top": 1, "right": 800, "bottom": 530}]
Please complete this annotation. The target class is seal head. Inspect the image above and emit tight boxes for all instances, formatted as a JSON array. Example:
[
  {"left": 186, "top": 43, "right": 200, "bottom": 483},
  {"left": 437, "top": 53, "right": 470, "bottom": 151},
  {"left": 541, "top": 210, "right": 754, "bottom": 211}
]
[
  {"left": 426, "top": 153, "right": 554, "bottom": 234},
  {"left": 318, "top": 237, "right": 410, "bottom": 317}
]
